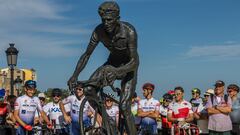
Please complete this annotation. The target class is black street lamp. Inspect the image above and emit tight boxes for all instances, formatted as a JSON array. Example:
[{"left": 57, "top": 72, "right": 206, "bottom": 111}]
[
  {"left": 14, "top": 76, "right": 23, "bottom": 96},
  {"left": 5, "top": 43, "right": 19, "bottom": 95}
]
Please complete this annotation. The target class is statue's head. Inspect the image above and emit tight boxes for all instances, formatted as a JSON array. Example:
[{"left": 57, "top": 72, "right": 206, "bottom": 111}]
[{"left": 98, "top": 1, "right": 120, "bottom": 33}]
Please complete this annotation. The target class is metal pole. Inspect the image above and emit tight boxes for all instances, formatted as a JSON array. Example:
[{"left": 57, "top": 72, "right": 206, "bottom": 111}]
[{"left": 10, "top": 66, "right": 14, "bottom": 95}]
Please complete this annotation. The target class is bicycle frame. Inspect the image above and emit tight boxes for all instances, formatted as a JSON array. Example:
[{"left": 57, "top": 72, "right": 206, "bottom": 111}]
[{"left": 74, "top": 80, "right": 123, "bottom": 135}]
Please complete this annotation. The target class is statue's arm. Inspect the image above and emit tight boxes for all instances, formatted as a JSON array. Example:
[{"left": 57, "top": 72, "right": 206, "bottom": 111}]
[
  {"left": 71, "top": 31, "right": 99, "bottom": 78},
  {"left": 117, "top": 30, "right": 139, "bottom": 74}
]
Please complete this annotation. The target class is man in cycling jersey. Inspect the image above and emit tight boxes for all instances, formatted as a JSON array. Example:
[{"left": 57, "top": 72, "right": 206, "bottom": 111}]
[
  {"left": 60, "top": 85, "right": 94, "bottom": 135},
  {"left": 105, "top": 94, "right": 119, "bottom": 133},
  {"left": 159, "top": 93, "right": 173, "bottom": 135},
  {"left": 138, "top": 83, "right": 160, "bottom": 135},
  {"left": 190, "top": 88, "right": 204, "bottom": 126},
  {"left": 167, "top": 86, "right": 193, "bottom": 126},
  {"left": 43, "top": 88, "right": 68, "bottom": 135},
  {"left": 67, "top": 1, "right": 139, "bottom": 134},
  {"left": 14, "top": 80, "right": 52, "bottom": 135}
]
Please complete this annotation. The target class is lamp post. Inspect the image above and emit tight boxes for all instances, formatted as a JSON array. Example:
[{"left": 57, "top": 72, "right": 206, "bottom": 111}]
[
  {"left": 14, "top": 76, "right": 22, "bottom": 96},
  {"left": 5, "top": 43, "right": 19, "bottom": 95}
]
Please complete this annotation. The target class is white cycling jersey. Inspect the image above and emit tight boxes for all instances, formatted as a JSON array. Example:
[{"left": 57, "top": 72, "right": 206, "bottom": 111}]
[
  {"left": 14, "top": 95, "right": 43, "bottom": 125},
  {"left": 138, "top": 97, "right": 160, "bottom": 125},
  {"left": 106, "top": 105, "right": 119, "bottom": 122},
  {"left": 62, "top": 95, "right": 93, "bottom": 122},
  {"left": 159, "top": 105, "right": 168, "bottom": 117},
  {"left": 43, "top": 102, "right": 68, "bottom": 129}
]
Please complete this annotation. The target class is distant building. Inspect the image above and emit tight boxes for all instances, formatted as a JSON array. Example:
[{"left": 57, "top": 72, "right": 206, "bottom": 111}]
[{"left": 0, "top": 68, "right": 37, "bottom": 96}]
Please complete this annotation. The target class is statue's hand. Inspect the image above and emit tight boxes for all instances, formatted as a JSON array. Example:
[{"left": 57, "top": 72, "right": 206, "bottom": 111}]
[{"left": 103, "top": 66, "right": 117, "bottom": 85}]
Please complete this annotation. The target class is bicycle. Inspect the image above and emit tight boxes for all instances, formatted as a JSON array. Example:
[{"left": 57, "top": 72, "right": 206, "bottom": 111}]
[
  {"left": 171, "top": 122, "right": 199, "bottom": 135},
  {"left": 26, "top": 124, "right": 53, "bottom": 135},
  {"left": 70, "top": 79, "right": 122, "bottom": 135}
]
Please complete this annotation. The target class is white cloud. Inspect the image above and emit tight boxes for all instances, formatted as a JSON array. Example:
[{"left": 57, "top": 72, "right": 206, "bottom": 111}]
[
  {"left": 0, "top": 0, "right": 92, "bottom": 58},
  {"left": 0, "top": 0, "right": 64, "bottom": 21},
  {"left": 185, "top": 44, "right": 240, "bottom": 58}
]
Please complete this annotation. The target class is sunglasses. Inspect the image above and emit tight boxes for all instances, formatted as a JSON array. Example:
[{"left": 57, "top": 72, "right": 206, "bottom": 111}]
[
  {"left": 227, "top": 90, "right": 234, "bottom": 93},
  {"left": 163, "top": 99, "right": 172, "bottom": 102},
  {"left": 39, "top": 97, "right": 45, "bottom": 101},
  {"left": 105, "top": 99, "right": 112, "bottom": 102},
  {"left": 175, "top": 93, "right": 182, "bottom": 96},
  {"left": 53, "top": 94, "right": 61, "bottom": 97},
  {"left": 192, "top": 92, "right": 197, "bottom": 95},
  {"left": 204, "top": 95, "right": 210, "bottom": 97}
]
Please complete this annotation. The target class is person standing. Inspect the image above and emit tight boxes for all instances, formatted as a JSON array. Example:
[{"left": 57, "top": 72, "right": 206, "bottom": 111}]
[
  {"left": 206, "top": 80, "right": 232, "bottom": 135},
  {"left": 43, "top": 88, "right": 68, "bottom": 135},
  {"left": 60, "top": 85, "right": 94, "bottom": 135},
  {"left": 14, "top": 80, "right": 52, "bottom": 135},
  {"left": 167, "top": 86, "right": 194, "bottom": 126},
  {"left": 227, "top": 84, "right": 240, "bottom": 135},
  {"left": 138, "top": 83, "right": 160, "bottom": 135},
  {"left": 159, "top": 93, "right": 173, "bottom": 135}
]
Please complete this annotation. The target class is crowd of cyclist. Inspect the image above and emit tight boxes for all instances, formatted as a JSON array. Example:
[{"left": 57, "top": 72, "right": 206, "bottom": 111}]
[{"left": 0, "top": 79, "right": 239, "bottom": 135}]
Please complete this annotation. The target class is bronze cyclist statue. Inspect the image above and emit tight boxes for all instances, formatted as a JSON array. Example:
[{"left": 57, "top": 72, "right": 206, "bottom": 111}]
[{"left": 68, "top": 1, "right": 139, "bottom": 134}]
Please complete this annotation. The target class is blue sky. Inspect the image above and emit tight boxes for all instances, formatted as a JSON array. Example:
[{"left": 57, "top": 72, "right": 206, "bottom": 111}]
[{"left": 0, "top": 0, "right": 240, "bottom": 100}]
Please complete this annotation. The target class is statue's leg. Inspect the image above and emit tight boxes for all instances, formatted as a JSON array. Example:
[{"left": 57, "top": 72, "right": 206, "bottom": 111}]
[
  {"left": 83, "top": 65, "right": 106, "bottom": 108},
  {"left": 120, "top": 71, "right": 137, "bottom": 135},
  {"left": 83, "top": 65, "right": 113, "bottom": 134}
]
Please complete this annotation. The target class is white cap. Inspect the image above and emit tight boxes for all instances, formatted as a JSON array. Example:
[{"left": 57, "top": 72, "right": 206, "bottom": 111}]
[
  {"left": 204, "top": 88, "right": 214, "bottom": 95},
  {"left": 38, "top": 93, "right": 46, "bottom": 98}
]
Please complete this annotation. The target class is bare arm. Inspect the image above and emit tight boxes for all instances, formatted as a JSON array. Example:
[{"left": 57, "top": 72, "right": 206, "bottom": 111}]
[
  {"left": 185, "top": 113, "right": 194, "bottom": 123},
  {"left": 40, "top": 111, "right": 50, "bottom": 124},
  {"left": 137, "top": 108, "right": 150, "bottom": 117},
  {"left": 167, "top": 113, "right": 177, "bottom": 123},
  {"left": 147, "top": 110, "right": 160, "bottom": 119},
  {"left": 59, "top": 101, "right": 72, "bottom": 124},
  {"left": 59, "top": 101, "right": 68, "bottom": 116},
  {"left": 215, "top": 106, "right": 232, "bottom": 114},
  {"left": 207, "top": 107, "right": 222, "bottom": 115}
]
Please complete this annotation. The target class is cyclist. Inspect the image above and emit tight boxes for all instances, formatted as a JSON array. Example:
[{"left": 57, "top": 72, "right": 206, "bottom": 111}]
[
  {"left": 43, "top": 88, "right": 68, "bottom": 135},
  {"left": 67, "top": 1, "right": 139, "bottom": 134},
  {"left": 0, "top": 89, "right": 9, "bottom": 134},
  {"left": 104, "top": 94, "right": 119, "bottom": 133},
  {"left": 6, "top": 95, "right": 17, "bottom": 135},
  {"left": 138, "top": 83, "right": 160, "bottom": 135},
  {"left": 14, "top": 80, "right": 52, "bottom": 135},
  {"left": 159, "top": 93, "right": 173, "bottom": 135},
  {"left": 167, "top": 86, "right": 194, "bottom": 134},
  {"left": 60, "top": 85, "right": 94, "bottom": 135},
  {"left": 190, "top": 88, "right": 204, "bottom": 127},
  {"left": 131, "top": 92, "right": 141, "bottom": 130}
]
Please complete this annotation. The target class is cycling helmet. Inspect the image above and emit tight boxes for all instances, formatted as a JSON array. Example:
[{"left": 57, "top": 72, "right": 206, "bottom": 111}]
[
  {"left": 98, "top": 1, "right": 120, "bottom": 18},
  {"left": 52, "top": 88, "right": 62, "bottom": 96},
  {"left": 24, "top": 80, "right": 37, "bottom": 88},
  {"left": 163, "top": 93, "right": 173, "bottom": 101},
  {"left": 0, "top": 89, "right": 5, "bottom": 97},
  {"left": 192, "top": 88, "right": 201, "bottom": 94},
  {"left": 167, "top": 90, "right": 175, "bottom": 95},
  {"left": 142, "top": 83, "right": 155, "bottom": 91}
]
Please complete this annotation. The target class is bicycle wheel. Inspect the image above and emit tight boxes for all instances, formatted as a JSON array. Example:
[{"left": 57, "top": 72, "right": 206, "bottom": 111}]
[{"left": 79, "top": 97, "right": 107, "bottom": 135}]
